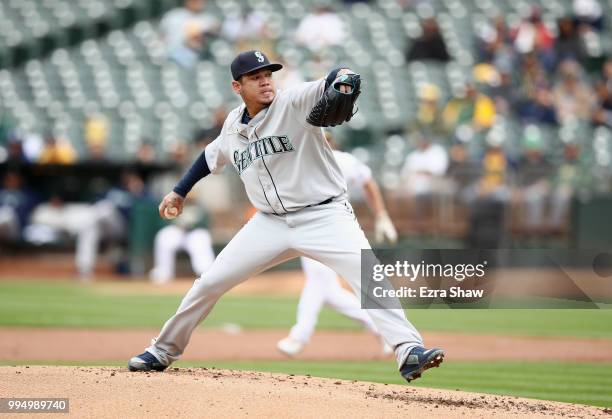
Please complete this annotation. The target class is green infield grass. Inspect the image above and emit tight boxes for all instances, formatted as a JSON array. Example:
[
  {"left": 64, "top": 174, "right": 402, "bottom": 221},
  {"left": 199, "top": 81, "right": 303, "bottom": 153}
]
[{"left": 0, "top": 280, "right": 612, "bottom": 338}]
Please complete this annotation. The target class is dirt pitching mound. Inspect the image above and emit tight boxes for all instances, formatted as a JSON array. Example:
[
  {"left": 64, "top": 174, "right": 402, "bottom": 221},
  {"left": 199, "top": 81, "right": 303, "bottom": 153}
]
[{"left": 1, "top": 366, "right": 607, "bottom": 418}]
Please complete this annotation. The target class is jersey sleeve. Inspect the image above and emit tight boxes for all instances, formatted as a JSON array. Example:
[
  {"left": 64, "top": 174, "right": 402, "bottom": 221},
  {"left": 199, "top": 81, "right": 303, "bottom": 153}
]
[
  {"left": 204, "top": 122, "right": 230, "bottom": 174},
  {"left": 286, "top": 79, "right": 326, "bottom": 119},
  {"left": 174, "top": 126, "right": 230, "bottom": 197}
]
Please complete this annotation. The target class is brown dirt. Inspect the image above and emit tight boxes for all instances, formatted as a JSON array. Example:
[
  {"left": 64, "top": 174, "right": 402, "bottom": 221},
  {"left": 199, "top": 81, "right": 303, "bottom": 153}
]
[
  {"left": 0, "top": 268, "right": 306, "bottom": 296},
  {"left": 91, "top": 270, "right": 307, "bottom": 297},
  {"left": 0, "top": 366, "right": 607, "bottom": 418},
  {"left": 2, "top": 328, "right": 612, "bottom": 363}
]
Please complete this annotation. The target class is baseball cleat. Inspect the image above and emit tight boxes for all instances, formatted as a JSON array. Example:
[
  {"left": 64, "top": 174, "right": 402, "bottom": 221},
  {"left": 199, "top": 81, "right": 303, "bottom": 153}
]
[
  {"left": 128, "top": 351, "right": 167, "bottom": 372},
  {"left": 276, "top": 337, "right": 305, "bottom": 357},
  {"left": 400, "top": 346, "right": 445, "bottom": 383}
]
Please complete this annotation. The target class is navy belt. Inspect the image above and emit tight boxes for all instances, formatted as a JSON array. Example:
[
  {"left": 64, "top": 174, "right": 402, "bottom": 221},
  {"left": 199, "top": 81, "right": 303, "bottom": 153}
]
[{"left": 308, "top": 197, "right": 333, "bottom": 207}]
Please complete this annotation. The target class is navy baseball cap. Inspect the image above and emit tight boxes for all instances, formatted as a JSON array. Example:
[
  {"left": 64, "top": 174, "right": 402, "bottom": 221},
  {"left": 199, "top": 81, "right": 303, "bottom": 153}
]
[{"left": 231, "top": 50, "right": 283, "bottom": 81}]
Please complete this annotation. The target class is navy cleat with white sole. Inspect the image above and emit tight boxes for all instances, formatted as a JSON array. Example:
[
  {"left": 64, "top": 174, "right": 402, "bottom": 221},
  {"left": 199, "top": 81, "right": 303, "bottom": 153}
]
[
  {"left": 128, "top": 351, "right": 167, "bottom": 372},
  {"left": 400, "top": 347, "right": 445, "bottom": 382}
]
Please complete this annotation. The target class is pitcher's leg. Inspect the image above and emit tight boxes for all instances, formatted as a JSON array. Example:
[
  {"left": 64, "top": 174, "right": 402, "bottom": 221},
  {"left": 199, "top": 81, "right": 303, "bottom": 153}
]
[
  {"left": 295, "top": 202, "right": 423, "bottom": 368},
  {"left": 147, "top": 213, "right": 296, "bottom": 366}
]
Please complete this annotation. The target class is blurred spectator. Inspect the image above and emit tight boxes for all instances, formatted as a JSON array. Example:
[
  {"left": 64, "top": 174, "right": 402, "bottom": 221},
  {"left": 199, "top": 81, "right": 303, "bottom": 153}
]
[
  {"left": 75, "top": 171, "right": 152, "bottom": 279},
  {"left": 464, "top": 132, "right": 510, "bottom": 248},
  {"left": 159, "top": 0, "right": 219, "bottom": 67},
  {"left": 193, "top": 106, "right": 227, "bottom": 149},
  {"left": 26, "top": 172, "right": 154, "bottom": 278},
  {"left": 407, "top": 83, "right": 444, "bottom": 137},
  {"left": 275, "top": 57, "right": 305, "bottom": 90},
  {"left": 446, "top": 142, "right": 478, "bottom": 193},
  {"left": 555, "top": 17, "right": 586, "bottom": 64},
  {"left": 25, "top": 194, "right": 88, "bottom": 246},
  {"left": 472, "top": 63, "right": 504, "bottom": 91},
  {"left": 5, "top": 138, "right": 29, "bottom": 164},
  {"left": 221, "top": 7, "right": 274, "bottom": 54},
  {"left": 548, "top": 143, "right": 583, "bottom": 234},
  {"left": 573, "top": 0, "right": 603, "bottom": 31},
  {"left": 440, "top": 141, "right": 479, "bottom": 228},
  {"left": 514, "top": 126, "right": 554, "bottom": 234},
  {"left": 406, "top": 18, "right": 450, "bottom": 62},
  {"left": 221, "top": 7, "right": 267, "bottom": 42},
  {"left": 490, "top": 71, "right": 518, "bottom": 115},
  {"left": 593, "top": 58, "right": 612, "bottom": 127},
  {"left": 552, "top": 60, "right": 595, "bottom": 124},
  {"left": 295, "top": 6, "right": 346, "bottom": 51},
  {"left": 38, "top": 134, "right": 77, "bottom": 165},
  {"left": 476, "top": 15, "right": 516, "bottom": 73},
  {"left": 0, "top": 171, "right": 38, "bottom": 242},
  {"left": 604, "top": 57, "right": 612, "bottom": 84},
  {"left": 592, "top": 79, "right": 612, "bottom": 127},
  {"left": 86, "top": 141, "right": 108, "bottom": 162},
  {"left": 2, "top": 131, "right": 41, "bottom": 164},
  {"left": 478, "top": 134, "right": 510, "bottom": 198},
  {"left": 516, "top": 86, "right": 558, "bottom": 125},
  {"left": 511, "top": 7, "right": 555, "bottom": 70},
  {"left": 136, "top": 140, "right": 157, "bottom": 164},
  {"left": 149, "top": 196, "right": 214, "bottom": 284},
  {"left": 84, "top": 113, "right": 109, "bottom": 162},
  {"left": 518, "top": 53, "right": 550, "bottom": 97},
  {"left": 441, "top": 82, "right": 496, "bottom": 135},
  {"left": 19, "top": 133, "right": 44, "bottom": 162},
  {"left": 396, "top": 0, "right": 430, "bottom": 9},
  {"left": 401, "top": 133, "right": 449, "bottom": 230},
  {"left": 476, "top": 15, "right": 511, "bottom": 57}
]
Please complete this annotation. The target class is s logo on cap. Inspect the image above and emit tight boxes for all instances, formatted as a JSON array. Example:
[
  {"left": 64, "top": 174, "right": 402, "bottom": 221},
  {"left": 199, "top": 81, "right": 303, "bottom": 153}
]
[{"left": 255, "top": 51, "right": 265, "bottom": 63}]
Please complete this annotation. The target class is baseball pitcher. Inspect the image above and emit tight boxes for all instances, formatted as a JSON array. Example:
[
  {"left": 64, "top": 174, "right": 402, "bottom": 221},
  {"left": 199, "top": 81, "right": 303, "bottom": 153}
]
[{"left": 128, "top": 50, "right": 444, "bottom": 382}]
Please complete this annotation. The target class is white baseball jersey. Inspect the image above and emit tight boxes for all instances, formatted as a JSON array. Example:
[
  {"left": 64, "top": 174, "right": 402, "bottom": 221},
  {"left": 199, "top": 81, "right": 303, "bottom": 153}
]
[
  {"left": 332, "top": 150, "right": 372, "bottom": 198},
  {"left": 143, "top": 72, "right": 425, "bottom": 374},
  {"left": 204, "top": 80, "right": 347, "bottom": 214}
]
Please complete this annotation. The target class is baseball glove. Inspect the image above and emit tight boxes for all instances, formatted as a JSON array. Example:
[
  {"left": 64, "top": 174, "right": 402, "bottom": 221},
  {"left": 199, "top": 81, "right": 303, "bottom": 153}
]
[{"left": 306, "top": 73, "right": 361, "bottom": 127}]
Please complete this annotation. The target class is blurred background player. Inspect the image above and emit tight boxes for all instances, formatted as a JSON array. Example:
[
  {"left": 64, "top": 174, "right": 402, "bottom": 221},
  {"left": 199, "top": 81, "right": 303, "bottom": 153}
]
[
  {"left": 277, "top": 132, "right": 397, "bottom": 357},
  {"left": 149, "top": 194, "right": 215, "bottom": 284},
  {"left": 159, "top": 0, "right": 219, "bottom": 67}
]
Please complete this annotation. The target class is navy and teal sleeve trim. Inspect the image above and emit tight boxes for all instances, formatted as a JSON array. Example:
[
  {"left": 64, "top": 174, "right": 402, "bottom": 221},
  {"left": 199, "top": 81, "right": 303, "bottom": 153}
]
[{"left": 173, "top": 148, "right": 211, "bottom": 197}]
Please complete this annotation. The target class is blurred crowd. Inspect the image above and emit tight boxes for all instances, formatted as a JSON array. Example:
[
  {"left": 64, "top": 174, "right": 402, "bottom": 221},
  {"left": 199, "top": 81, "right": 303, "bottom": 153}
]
[
  {"left": 1, "top": 0, "right": 612, "bottom": 275},
  {"left": 398, "top": 3, "right": 610, "bottom": 245}
]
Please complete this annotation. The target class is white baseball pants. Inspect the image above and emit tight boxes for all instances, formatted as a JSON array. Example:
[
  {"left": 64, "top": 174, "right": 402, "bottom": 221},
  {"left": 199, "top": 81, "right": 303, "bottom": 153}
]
[{"left": 146, "top": 199, "right": 423, "bottom": 368}]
